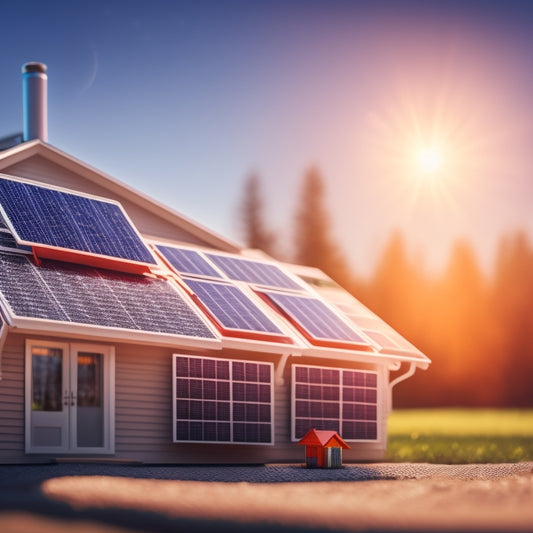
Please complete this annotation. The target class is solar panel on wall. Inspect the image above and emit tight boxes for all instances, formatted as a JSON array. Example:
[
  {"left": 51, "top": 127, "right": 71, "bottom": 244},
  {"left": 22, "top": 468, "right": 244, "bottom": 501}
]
[
  {"left": 183, "top": 278, "right": 291, "bottom": 342},
  {"left": 260, "top": 291, "right": 373, "bottom": 350},
  {"left": 292, "top": 364, "right": 378, "bottom": 441},
  {"left": 173, "top": 355, "right": 273, "bottom": 444},
  {"left": 205, "top": 253, "right": 302, "bottom": 290},
  {"left": 0, "top": 176, "right": 157, "bottom": 272},
  {"left": 0, "top": 251, "right": 216, "bottom": 339}
]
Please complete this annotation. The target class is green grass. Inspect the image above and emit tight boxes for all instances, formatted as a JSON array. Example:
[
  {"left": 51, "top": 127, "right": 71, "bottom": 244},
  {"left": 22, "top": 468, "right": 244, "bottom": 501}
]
[{"left": 386, "top": 409, "right": 533, "bottom": 463}]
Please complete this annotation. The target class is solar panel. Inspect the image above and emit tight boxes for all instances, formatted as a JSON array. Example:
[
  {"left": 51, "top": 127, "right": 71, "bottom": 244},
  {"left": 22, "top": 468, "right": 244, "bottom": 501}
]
[
  {"left": 292, "top": 364, "right": 378, "bottom": 441},
  {"left": 362, "top": 330, "right": 400, "bottom": 350},
  {"left": 0, "top": 176, "right": 157, "bottom": 270},
  {"left": 0, "top": 251, "right": 216, "bottom": 339},
  {"left": 156, "top": 245, "right": 222, "bottom": 278},
  {"left": 298, "top": 275, "right": 428, "bottom": 360},
  {"left": 261, "top": 291, "right": 372, "bottom": 349},
  {"left": 205, "top": 253, "right": 302, "bottom": 290},
  {"left": 184, "top": 278, "right": 288, "bottom": 339},
  {"left": 174, "top": 355, "right": 273, "bottom": 444}
]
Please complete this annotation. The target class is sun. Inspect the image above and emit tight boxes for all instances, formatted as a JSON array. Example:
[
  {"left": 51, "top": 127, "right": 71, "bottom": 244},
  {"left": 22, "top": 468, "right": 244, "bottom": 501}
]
[{"left": 416, "top": 147, "right": 443, "bottom": 176}]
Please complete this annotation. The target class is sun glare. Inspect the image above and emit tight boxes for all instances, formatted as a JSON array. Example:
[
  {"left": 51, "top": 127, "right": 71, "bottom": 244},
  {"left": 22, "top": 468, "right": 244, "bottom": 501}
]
[{"left": 416, "top": 147, "right": 443, "bottom": 175}]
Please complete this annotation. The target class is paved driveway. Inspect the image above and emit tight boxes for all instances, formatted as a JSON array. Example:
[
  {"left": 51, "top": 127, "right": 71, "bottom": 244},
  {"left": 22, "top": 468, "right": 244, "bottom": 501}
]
[{"left": 1, "top": 462, "right": 532, "bottom": 532}]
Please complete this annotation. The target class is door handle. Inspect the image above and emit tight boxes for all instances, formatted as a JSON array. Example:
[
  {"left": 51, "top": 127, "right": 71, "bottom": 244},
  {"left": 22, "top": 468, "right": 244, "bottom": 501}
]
[
  {"left": 63, "top": 390, "right": 69, "bottom": 406},
  {"left": 69, "top": 390, "right": 76, "bottom": 406}
]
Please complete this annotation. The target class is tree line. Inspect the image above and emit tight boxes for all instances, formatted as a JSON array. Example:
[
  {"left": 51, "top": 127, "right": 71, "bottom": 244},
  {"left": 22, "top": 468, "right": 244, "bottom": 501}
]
[{"left": 240, "top": 167, "right": 533, "bottom": 408}]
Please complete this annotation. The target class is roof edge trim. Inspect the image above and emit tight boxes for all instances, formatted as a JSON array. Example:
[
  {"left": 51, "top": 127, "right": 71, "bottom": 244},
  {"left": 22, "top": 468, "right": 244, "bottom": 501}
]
[
  {"left": 7, "top": 316, "right": 222, "bottom": 349},
  {"left": 0, "top": 140, "right": 241, "bottom": 253}
]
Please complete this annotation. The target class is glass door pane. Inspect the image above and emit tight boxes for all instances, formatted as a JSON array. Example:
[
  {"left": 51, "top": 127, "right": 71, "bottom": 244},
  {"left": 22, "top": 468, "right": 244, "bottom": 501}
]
[
  {"left": 76, "top": 352, "right": 104, "bottom": 448},
  {"left": 32, "top": 347, "right": 63, "bottom": 412},
  {"left": 28, "top": 344, "right": 69, "bottom": 451}
]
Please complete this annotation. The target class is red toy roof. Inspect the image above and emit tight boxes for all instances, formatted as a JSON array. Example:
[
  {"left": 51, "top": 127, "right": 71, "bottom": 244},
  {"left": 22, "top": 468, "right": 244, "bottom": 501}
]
[{"left": 298, "top": 428, "right": 351, "bottom": 449}]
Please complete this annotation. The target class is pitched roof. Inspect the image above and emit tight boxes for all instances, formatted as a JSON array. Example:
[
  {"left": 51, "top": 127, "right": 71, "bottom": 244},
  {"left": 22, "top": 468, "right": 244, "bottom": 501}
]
[
  {"left": 298, "top": 429, "right": 351, "bottom": 449},
  {"left": 0, "top": 140, "right": 240, "bottom": 253},
  {"left": 0, "top": 160, "right": 429, "bottom": 368}
]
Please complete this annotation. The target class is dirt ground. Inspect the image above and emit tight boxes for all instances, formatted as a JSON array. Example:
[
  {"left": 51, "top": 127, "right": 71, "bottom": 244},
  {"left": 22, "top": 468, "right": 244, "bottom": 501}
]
[{"left": 0, "top": 463, "right": 532, "bottom": 532}]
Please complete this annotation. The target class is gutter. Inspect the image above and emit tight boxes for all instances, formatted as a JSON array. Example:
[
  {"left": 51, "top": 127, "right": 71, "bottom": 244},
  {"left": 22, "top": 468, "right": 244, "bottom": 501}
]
[{"left": 387, "top": 361, "right": 417, "bottom": 413}]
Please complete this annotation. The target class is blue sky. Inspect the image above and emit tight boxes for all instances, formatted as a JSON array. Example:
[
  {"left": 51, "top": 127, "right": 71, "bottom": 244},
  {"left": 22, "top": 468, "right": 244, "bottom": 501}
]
[{"left": 1, "top": 0, "right": 533, "bottom": 277}]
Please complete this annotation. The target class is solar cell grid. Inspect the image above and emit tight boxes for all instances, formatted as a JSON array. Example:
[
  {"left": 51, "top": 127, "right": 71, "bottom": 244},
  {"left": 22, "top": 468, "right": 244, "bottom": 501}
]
[
  {"left": 216, "top": 381, "right": 230, "bottom": 400},
  {"left": 203, "top": 381, "right": 217, "bottom": 400},
  {"left": 233, "top": 403, "right": 245, "bottom": 421},
  {"left": 176, "top": 358, "right": 189, "bottom": 377},
  {"left": 0, "top": 252, "right": 216, "bottom": 339},
  {"left": 156, "top": 245, "right": 222, "bottom": 278},
  {"left": 259, "top": 365, "right": 271, "bottom": 383},
  {"left": 232, "top": 382, "right": 245, "bottom": 401},
  {"left": 366, "top": 373, "right": 378, "bottom": 388},
  {"left": 184, "top": 278, "right": 285, "bottom": 336},
  {"left": 202, "top": 358, "right": 217, "bottom": 379},
  {"left": 0, "top": 177, "right": 156, "bottom": 267},
  {"left": 205, "top": 253, "right": 302, "bottom": 290},
  {"left": 217, "top": 360, "right": 230, "bottom": 380},
  {"left": 217, "top": 403, "right": 230, "bottom": 419},
  {"left": 232, "top": 361, "right": 245, "bottom": 380},
  {"left": 259, "top": 404, "right": 271, "bottom": 422},
  {"left": 245, "top": 363, "right": 258, "bottom": 382},
  {"left": 173, "top": 355, "right": 273, "bottom": 444},
  {"left": 0, "top": 252, "right": 67, "bottom": 322},
  {"left": 176, "top": 379, "right": 189, "bottom": 397},
  {"left": 262, "top": 291, "right": 370, "bottom": 347},
  {"left": 293, "top": 364, "right": 379, "bottom": 441}
]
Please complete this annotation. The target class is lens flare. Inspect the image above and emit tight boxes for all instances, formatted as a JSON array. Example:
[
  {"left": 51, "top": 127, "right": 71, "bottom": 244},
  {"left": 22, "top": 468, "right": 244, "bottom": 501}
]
[{"left": 416, "top": 147, "right": 443, "bottom": 175}]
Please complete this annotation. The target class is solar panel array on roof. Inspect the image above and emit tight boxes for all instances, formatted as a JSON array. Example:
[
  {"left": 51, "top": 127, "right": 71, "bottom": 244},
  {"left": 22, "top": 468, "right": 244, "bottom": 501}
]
[
  {"left": 261, "top": 291, "right": 372, "bottom": 349},
  {"left": 155, "top": 243, "right": 303, "bottom": 290},
  {"left": 0, "top": 176, "right": 157, "bottom": 268},
  {"left": 184, "top": 278, "right": 288, "bottom": 339},
  {"left": 325, "top": 291, "right": 426, "bottom": 358},
  {"left": 154, "top": 243, "right": 384, "bottom": 349},
  {"left": 0, "top": 251, "right": 215, "bottom": 339},
  {"left": 289, "top": 267, "right": 429, "bottom": 361},
  {"left": 156, "top": 245, "right": 222, "bottom": 278},
  {"left": 205, "top": 253, "right": 302, "bottom": 290}
]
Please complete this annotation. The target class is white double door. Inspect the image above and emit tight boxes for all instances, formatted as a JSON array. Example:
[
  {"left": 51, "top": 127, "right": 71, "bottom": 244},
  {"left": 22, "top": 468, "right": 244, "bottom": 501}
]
[{"left": 25, "top": 341, "right": 115, "bottom": 454}]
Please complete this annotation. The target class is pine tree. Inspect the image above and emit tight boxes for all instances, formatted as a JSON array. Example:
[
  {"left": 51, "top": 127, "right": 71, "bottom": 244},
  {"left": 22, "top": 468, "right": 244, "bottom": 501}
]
[
  {"left": 492, "top": 231, "right": 533, "bottom": 406},
  {"left": 240, "top": 172, "right": 277, "bottom": 256},
  {"left": 293, "top": 166, "right": 351, "bottom": 285}
]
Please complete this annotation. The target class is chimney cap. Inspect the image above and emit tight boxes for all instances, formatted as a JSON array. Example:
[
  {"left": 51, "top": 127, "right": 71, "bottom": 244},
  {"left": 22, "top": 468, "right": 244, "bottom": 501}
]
[{"left": 22, "top": 62, "right": 47, "bottom": 74}]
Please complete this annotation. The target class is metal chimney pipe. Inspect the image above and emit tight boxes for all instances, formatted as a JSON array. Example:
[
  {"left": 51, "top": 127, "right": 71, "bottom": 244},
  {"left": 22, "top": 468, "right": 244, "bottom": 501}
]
[{"left": 22, "top": 62, "right": 48, "bottom": 142}]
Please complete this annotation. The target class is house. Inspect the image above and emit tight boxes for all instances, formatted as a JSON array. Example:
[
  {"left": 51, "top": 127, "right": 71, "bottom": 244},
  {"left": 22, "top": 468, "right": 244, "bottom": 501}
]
[
  {"left": 0, "top": 63, "right": 430, "bottom": 464},
  {"left": 298, "top": 428, "right": 350, "bottom": 468}
]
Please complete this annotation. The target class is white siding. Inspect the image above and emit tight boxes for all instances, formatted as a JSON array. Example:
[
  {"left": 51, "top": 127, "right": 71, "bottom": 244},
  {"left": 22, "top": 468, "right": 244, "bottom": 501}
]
[
  {"left": 0, "top": 334, "right": 26, "bottom": 462},
  {"left": 0, "top": 332, "right": 387, "bottom": 464}
]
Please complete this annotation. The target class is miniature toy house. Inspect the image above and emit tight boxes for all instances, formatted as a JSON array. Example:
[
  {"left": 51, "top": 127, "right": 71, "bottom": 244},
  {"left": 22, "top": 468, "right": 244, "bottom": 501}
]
[
  {"left": 0, "top": 63, "right": 430, "bottom": 464},
  {"left": 298, "top": 428, "right": 350, "bottom": 468}
]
